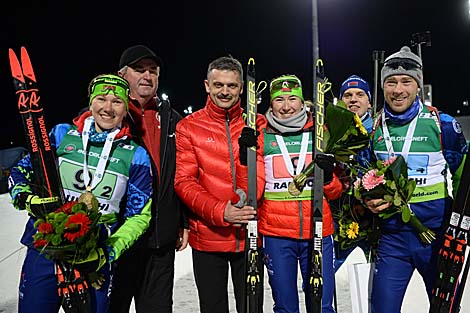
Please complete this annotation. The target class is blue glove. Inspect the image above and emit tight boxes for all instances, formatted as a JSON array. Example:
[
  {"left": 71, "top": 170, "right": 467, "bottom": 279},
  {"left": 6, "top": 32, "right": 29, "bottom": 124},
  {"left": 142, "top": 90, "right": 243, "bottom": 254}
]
[{"left": 16, "top": 192, "right": 60, "bottom": 217}]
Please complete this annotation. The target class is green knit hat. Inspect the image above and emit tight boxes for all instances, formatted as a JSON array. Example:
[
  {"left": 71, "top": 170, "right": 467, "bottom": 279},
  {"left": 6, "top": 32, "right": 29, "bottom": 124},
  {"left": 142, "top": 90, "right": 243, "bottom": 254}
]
[
  {"left": 269, "top": 74, "right": 304, "bottom": 102},
  {"left": 88, "top": 74, "right": 130, "bottom": 109}
]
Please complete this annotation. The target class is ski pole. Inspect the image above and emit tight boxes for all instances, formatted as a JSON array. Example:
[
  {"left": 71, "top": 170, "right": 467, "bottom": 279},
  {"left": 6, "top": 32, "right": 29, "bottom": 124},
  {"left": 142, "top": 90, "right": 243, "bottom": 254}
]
[
  {"left": 410, "top": 31, "right": 431, "bottom": 102},
  {"left": 372, "top": 50, "right": 385, "bottom": 117}
]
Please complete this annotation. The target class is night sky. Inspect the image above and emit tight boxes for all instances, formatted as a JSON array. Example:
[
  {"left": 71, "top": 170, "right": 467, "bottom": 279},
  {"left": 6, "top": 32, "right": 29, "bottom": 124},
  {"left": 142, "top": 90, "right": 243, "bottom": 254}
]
[{"left": 2, "top": 0, "right": 469, "bottom": 148}]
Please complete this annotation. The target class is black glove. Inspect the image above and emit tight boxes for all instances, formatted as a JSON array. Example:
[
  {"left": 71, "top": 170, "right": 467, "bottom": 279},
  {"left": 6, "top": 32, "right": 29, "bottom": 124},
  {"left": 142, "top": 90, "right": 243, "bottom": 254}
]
[
  {"left": 16, "top": 192, "right": 60, "bottom": 217},
  {"left": 315, "top": 153, "right": 336, "bottom": 184},
  {"left": 238, "top": 126, "right": 259, "bottom": 166}
]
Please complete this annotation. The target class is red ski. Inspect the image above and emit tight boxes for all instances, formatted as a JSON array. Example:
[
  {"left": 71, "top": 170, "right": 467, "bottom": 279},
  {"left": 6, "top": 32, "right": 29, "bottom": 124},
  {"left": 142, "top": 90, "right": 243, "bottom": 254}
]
[
  {"left": 9, "top": 47, "right": 64, "bottom": 202},
  {"left": 9, "top": 47, "right": 91, "bottom": 313}
]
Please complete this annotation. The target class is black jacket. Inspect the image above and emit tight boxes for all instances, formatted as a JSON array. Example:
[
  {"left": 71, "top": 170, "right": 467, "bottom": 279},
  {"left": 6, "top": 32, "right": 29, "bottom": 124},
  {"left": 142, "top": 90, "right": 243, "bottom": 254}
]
[{"left": 127, "top": 98, "right": 189, "bottom": 249}]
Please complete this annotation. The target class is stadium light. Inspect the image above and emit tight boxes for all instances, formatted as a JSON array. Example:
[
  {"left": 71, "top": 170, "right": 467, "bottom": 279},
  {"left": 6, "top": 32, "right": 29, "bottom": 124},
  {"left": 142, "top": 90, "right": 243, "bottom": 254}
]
[{"left": 184, "top": 106, "right": 193, "bottom": 115}]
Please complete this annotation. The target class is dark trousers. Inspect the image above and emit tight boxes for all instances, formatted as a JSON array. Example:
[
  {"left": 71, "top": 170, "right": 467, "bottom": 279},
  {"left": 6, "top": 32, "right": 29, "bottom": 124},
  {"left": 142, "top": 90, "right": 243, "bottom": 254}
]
[
  {"left": 192, "top": 248, "right": 264, "bottom": 313},
  {"left": 109, "top": 245, "right": 176, "bottom": 313},
  {"left": 20, "top": 247, "right": 112, "bottom": 313}
]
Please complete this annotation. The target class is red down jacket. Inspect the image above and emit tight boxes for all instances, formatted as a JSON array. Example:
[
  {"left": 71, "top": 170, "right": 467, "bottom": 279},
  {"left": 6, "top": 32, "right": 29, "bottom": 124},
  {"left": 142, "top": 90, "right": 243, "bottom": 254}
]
[
  {"left": 258, "top": 114, "right": 343, "bottom": 239},
  {"left": 174, "top": 96, "right": 266, "bottom": 252}
]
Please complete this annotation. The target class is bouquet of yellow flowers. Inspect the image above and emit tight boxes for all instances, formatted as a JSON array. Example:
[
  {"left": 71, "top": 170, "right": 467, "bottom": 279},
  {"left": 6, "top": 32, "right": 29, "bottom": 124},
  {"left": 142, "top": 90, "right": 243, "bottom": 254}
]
[
  {"left": 352, "top": 155, "right": 436, "bottom": 245},
  {"left": 32, "top": 192, "right": 101, "bottom": 260},
  {"left": 332, "top": 191, "right": 378, "bottom": 252},
  {"left": 288, "top": 101, "right": 370, "bottom": 196}
]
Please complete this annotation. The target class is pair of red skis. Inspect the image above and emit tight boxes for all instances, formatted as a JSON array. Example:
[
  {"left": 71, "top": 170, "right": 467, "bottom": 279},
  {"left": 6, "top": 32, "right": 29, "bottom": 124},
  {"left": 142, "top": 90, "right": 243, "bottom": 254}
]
[{"left": 9, "top": 47, "right": 91, "bottom": 313}]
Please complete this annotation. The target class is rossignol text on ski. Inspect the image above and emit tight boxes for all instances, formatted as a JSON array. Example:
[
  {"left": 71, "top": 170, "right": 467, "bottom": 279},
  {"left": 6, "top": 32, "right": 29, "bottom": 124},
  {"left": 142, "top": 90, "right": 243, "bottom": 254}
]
[
  {"left": 9, "top": 46, "right": 92, "bottom": 313},
  {"left": 9, "top": 47, "right": 64, "bottom": 202}
]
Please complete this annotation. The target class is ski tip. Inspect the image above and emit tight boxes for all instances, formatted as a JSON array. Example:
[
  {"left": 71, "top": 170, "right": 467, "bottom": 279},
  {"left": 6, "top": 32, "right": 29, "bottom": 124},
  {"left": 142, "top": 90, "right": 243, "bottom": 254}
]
[
  {"left": 8, "top": 48, "right": 25, "bottom": 84},
  {"left": 8, "top": 48, "right": 17, "bottom": 63},
  {"left": 20, "top": 46, "right": 37, "bottom": 82}
]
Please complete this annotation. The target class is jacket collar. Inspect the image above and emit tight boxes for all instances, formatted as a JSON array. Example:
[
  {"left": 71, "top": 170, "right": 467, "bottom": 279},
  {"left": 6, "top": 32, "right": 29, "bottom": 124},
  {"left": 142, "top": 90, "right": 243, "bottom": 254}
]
[
  {"left": 383, "top": 96, "right": 421, "bottom": 125},
  {"left": 205, "top": 96, "right": 242, "bottom": 122},
  {"left": 73, "top": 111, "right": 132, "bottom": 140},
  {"left": 266, "top": 111, "right": 313, "bottom": 134},
  {"left": 128, "top": 96, "right": 159, "bottom": 113}
]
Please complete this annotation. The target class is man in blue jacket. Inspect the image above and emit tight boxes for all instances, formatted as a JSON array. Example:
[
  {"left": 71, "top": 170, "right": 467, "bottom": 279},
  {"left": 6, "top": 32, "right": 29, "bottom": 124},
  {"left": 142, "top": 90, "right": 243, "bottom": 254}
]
[{"left": 364, "top": 46, "right": 467, "bottom": 313}]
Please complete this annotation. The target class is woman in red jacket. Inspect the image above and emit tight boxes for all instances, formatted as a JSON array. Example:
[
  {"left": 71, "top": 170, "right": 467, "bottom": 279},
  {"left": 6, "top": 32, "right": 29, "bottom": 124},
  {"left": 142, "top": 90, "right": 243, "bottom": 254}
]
[{"left": 258, "top": 74, "right": 342, "bottom": 313}]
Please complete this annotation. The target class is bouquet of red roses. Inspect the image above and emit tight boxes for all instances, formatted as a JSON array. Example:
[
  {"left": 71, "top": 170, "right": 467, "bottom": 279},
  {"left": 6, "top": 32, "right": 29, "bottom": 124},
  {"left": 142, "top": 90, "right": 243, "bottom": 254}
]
[
  {"left": 352, "top": 155, "right": 436, "bottom": 245},
  {"left": 33, "top": 192, "right": 101, "bottom": 260}
]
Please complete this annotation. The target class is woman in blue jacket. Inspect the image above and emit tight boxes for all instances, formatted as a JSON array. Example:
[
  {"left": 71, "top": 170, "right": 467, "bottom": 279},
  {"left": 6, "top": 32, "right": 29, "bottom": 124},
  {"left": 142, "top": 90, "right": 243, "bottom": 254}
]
[{"left": 9, "top": 74, "right": 153, "bottom": 313}]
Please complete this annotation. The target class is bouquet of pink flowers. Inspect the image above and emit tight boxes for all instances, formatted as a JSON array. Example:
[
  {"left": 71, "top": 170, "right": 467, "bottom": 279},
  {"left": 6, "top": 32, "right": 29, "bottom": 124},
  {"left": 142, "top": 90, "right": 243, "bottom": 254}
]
[{"left": 352, "top": 155, "right": 436, "bottom": 245}]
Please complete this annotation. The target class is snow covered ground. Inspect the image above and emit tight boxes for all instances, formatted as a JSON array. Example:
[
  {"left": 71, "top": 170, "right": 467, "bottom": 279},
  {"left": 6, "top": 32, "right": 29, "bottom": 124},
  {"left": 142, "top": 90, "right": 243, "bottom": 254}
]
[{"left": 1, "top": 192, "right": 468, "bottom": 313}]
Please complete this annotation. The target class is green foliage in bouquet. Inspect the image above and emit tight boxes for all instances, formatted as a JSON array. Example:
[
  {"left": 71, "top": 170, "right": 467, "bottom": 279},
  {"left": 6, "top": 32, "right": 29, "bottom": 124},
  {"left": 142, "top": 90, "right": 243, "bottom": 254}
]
[
  {"left": 32, "top": 193, "right": 101, "bottom": 260},
  {"left": 330, "top": 163, "right": 379, "bottom": 259},
  {"left": 353, "top": 155, "right": 436, "bottom": 244},
  {"left": 288, "top": 101, "right": 371, "bottom": 196},
  {"left": 323, "top": 100, "right": 370, "bottom": 163},
  {"left": 334, "top": 200, "right": 374, "bottom": 250}
]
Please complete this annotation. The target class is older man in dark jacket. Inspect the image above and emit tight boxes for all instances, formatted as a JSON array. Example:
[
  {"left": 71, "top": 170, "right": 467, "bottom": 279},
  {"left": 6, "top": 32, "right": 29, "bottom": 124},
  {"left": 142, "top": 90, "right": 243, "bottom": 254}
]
[{"left": 109, "top": 44, "right": 189, "bottom": 313}]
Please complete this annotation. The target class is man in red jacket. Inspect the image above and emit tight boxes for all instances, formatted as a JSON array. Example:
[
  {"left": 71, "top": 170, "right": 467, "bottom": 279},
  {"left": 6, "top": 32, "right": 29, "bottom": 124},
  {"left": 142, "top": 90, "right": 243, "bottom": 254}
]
[{"left": 174, "top": 56, "right": 265, "bottom": 313}]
